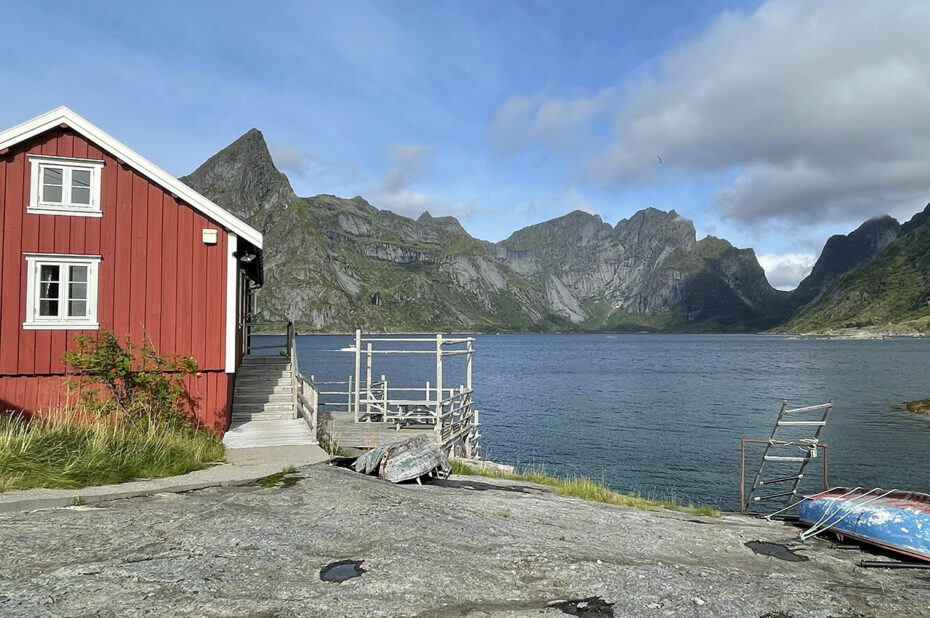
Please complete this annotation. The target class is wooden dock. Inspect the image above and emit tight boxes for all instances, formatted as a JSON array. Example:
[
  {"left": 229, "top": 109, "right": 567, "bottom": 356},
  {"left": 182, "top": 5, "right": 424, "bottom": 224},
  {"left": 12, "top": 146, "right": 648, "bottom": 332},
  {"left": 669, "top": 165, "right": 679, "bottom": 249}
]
[
  {"left": 305, "top": 331, "right": 480, "bottom": 457},
  {"left": 319, "top": 409, "right": 435, "bottom": 450}
]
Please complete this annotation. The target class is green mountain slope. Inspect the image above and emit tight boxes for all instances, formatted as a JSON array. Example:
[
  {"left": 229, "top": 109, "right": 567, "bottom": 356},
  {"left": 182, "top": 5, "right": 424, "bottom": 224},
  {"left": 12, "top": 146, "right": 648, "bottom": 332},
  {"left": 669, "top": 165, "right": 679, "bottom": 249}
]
[{"left": 784, "top": 204, "right": 930, "bottom": 333}]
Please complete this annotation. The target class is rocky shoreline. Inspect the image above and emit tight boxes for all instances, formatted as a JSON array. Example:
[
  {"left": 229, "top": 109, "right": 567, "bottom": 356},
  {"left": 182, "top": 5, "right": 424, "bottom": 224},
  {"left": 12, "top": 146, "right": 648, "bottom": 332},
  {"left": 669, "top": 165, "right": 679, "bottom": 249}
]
[{"left": 1, "top": 464, "right": 927, "bottom": 617}]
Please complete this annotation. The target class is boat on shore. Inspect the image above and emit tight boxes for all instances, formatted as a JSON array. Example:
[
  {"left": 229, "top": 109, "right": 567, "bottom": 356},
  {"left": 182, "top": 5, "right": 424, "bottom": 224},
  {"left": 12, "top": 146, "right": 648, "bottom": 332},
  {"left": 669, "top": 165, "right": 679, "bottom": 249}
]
[{"left": 799, "top": 487, "right": 930, "bottom": 562}]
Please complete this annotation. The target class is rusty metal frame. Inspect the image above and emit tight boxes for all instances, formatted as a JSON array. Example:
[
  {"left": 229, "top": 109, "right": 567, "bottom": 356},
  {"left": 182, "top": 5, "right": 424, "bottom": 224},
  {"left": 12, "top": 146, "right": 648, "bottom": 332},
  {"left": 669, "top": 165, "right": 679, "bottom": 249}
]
[{"left": 740, "top": 438, "right": 829, "bottom": 515}]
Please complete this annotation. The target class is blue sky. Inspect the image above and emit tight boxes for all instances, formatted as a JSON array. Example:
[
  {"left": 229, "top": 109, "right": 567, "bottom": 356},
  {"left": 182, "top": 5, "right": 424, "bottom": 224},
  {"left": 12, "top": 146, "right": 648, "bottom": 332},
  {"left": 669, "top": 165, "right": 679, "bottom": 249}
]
[{"left": 4, "top": 1, "right": 930, "bottom": 288}]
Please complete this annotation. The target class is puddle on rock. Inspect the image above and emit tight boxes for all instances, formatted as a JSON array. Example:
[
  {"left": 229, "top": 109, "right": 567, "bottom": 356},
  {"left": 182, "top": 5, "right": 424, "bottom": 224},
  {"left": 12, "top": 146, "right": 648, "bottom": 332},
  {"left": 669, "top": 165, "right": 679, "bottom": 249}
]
[
  {"left": 320, "top": 560, "right": 366, "bottom": 582},
  {"left": 546, "top": 596, "right": 614, "bottom": 617},
  {"left": 745, "top": 541, "right": 809, "bottom": 562}
]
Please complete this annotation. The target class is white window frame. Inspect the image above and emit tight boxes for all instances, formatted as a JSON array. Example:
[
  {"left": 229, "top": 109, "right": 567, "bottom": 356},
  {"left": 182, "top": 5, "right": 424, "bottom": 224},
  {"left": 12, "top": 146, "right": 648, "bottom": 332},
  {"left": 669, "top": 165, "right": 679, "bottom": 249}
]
[
  {"left": 27, "top": 154, "right": 104, "bottom": 217},
  {"left": 23, "top": 253, "right": 101, "bottom": 330}
]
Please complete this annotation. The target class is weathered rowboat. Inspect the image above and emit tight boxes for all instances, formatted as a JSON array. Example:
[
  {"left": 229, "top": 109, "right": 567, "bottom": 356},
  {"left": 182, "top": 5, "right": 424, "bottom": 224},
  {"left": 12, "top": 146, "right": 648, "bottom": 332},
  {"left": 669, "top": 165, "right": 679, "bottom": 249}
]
[
  {"left": 353, "top": 434, "right": 451, "bottom": 483},
  {"left": 799, "top": 487, "right": 930, "bottom": 562}
]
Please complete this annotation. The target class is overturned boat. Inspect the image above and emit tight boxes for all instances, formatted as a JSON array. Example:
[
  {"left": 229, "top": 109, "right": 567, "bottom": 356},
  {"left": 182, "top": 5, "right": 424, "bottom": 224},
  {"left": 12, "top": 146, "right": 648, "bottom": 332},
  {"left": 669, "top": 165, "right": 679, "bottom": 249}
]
[
  {"left": 799, "top": 487, "right": 930, "bottom": 562},
  {"left": 351, "top": 434, "right": 451, "bottom": 483}
]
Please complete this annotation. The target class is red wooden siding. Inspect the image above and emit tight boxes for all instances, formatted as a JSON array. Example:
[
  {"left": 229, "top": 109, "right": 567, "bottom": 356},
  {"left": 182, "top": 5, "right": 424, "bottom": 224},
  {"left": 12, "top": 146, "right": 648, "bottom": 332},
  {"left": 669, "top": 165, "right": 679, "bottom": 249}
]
[
  {"left": 0, "top": 127, "right": 238, "bottom": 431},
  {"left": 0, "top": 373, "right": 232, "bottom": 435}
]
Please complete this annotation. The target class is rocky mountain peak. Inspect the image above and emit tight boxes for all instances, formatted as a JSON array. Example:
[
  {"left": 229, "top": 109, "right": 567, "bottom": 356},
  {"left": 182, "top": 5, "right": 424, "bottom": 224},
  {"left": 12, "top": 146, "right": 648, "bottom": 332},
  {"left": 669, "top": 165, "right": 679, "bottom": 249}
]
[
  {"left": 417, "top": 211, "right": 467, "bottom": 233},
  {"left": 616, "top": 207, "right": 696, "bottom": 254},
  {"left": 791, "top": 214, "right": 901, "bottom": 307},
  {"left": 901, "top": 202, "right": 930, "bottom": 235},
  {"left": 181, "top": 128, "right": 292, "bottom": 224}
]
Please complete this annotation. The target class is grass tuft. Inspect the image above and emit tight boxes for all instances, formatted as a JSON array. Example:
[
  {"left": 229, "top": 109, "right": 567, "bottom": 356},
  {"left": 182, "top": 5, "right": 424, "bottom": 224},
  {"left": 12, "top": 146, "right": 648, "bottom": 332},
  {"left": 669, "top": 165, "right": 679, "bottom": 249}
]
[
  {"left": 0, "top": 410, "right": 224, "bottom": 492},
  {"left": 450, "top": 460, "right": 721, "bottom": 517}
]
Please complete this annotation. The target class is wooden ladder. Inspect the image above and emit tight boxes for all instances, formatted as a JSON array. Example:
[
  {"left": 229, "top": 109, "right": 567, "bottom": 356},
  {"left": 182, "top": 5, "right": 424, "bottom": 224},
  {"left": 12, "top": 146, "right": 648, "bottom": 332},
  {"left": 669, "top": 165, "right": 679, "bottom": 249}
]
[{"left": 745, "top": 400, "right": 833, "bottom": 513}]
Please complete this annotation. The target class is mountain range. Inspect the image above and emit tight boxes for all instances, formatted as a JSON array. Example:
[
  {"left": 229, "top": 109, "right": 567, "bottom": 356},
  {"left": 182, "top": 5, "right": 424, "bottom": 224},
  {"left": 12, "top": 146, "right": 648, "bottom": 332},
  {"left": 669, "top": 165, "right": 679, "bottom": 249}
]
[{"left": 180, "top": 129, "right": 930, "bottom": 335}]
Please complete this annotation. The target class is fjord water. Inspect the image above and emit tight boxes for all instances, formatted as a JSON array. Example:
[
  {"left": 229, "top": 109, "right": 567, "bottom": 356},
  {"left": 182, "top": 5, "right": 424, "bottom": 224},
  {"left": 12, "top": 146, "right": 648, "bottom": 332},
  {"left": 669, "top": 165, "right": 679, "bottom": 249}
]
[{"left": 297, "top": 334, "right": 930, "bottom": 511}]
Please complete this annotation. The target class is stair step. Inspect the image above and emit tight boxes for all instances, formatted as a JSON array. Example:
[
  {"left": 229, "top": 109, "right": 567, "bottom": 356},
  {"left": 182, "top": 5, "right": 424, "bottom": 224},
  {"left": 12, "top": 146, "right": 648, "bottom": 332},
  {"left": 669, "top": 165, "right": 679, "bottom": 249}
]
[
  {"left": 233, "top": 393, "right": 293, "bottom": 403},
  {"left": 231, "top": 413, "right": 295, "bottom": 422},
  {"left": 237, "top": 369, "right": 292, "bottom": 377},
  {"left": 236, "top": 375, "right": 291, "bottom": 382},
  {"left": 233, "top": 402, "right": 294, "bottom": 413},
  {"left": 241, "top": 357, "right": 290, "bottom": 365},
  {"left": 235, "top": 385, "right": 292, "bottom": 393}
]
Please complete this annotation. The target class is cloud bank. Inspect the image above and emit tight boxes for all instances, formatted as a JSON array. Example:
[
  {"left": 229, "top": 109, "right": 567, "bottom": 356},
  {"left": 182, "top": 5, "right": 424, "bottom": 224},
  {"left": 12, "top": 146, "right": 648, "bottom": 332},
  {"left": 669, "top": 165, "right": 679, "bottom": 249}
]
[
  {"left": 757, "top": 252, "right": 816, "bottom": 289},
  {"left": 369, "top": 143, "right": 473, "bottom": 220},
  {"left": 494, "top": 0, "right": 930, "bottom": 229}
]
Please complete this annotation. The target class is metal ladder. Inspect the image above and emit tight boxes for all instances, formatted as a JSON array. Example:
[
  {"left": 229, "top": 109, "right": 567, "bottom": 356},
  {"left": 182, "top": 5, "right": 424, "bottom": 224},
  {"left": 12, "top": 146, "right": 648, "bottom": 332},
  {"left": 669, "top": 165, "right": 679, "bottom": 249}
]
[{"left": 745, "top": 400, "right": 833, "bottom": 513}]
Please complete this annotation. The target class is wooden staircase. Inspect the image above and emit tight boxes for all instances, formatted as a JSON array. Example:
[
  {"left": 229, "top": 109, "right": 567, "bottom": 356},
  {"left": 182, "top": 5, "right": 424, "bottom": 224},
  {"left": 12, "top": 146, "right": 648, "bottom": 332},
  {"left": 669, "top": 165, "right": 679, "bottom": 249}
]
[
  {"left": 223, "top": 323, "right": 318, "bottom": 451},
  {"left": 232, "top": 357, "right": 294, "bottom": 422}
]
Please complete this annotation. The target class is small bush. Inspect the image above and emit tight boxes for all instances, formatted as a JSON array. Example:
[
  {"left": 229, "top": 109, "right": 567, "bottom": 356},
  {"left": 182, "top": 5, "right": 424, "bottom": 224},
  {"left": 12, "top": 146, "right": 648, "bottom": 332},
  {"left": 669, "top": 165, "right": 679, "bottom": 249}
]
[{"left": 62, "top": 331, "right": 199, "bottom": 426}]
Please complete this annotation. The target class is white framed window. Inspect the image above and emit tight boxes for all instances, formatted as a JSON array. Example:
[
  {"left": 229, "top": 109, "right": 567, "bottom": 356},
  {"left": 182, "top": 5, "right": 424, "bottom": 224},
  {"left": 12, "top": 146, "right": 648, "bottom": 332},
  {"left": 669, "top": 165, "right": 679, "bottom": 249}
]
[
  {"left": 27, "top": 154, "right": 104, "bottom": 217},
  {"left": 23, "top": 253, "right": 101, "bottom": 330}
]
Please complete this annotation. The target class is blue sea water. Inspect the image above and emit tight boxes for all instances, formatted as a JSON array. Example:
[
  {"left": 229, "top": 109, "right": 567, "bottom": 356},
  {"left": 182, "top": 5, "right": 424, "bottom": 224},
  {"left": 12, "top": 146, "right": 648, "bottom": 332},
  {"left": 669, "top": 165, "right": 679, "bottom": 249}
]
[{"left": 294, "top": 333, "right": 930, "bottom": 511}]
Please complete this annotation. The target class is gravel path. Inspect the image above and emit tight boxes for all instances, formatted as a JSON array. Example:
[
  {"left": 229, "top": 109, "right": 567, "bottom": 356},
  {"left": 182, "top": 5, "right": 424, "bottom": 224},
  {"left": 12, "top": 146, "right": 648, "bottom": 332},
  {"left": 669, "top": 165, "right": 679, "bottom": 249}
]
[{"left": 1, "top": 464, "right": 927, "bottom": 617}]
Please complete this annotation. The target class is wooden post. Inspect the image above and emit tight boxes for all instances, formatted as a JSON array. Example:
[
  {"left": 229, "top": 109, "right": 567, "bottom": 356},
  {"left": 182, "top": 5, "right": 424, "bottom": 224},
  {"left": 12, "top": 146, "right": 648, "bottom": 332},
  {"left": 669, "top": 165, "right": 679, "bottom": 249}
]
[
  {"left": 466, "top": 338, "right": 473, "bottom": 391},
  {"left": 353, "top": 329, "right": 361, "bottom": 423},
  {"left": 288, "top": 322, "right": 298, "bottom": 419},
  {"left": 381, "top": 374, "right": 388, "bottom": 416},
  {"left": 365, "top": 343, "right": 372, "bottom": 421},
  {"left": 472, "top": 408, "right": 480, "bottom": 459},
  {"left": 311, "top": 385, "right": 319, "bottom": 442},
  {"left": 348, "top": 375, "right": 354, "bottom": 420},
  {"left": 435, "top": 333, "right": 443, "bottom": 446}
]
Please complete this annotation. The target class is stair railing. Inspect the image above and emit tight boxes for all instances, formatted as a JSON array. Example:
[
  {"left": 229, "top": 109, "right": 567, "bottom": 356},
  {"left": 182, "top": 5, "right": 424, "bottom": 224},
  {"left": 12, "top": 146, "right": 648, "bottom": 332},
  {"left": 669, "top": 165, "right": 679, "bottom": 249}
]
[
  {"left": 287, "top": 322, "right": 297, "bottom": 420},
  {"left": 289, "top": 321, "right": 320, "bottom": 444}
]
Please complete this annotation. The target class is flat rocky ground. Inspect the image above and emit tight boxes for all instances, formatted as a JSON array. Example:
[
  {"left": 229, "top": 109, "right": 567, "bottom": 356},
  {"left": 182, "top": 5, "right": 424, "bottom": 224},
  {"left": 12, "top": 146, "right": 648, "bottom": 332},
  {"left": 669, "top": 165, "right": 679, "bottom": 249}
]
[{"left": 1, "top": 464, "right": 928, "bottom": 617}]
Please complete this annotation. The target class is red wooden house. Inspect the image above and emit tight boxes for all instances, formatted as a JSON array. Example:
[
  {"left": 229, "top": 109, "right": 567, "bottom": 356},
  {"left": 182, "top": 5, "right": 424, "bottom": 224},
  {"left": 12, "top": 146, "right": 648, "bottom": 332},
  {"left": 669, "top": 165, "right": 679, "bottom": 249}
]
[{"left": 0, "top": 107, "right": 263, "bottom": 433}]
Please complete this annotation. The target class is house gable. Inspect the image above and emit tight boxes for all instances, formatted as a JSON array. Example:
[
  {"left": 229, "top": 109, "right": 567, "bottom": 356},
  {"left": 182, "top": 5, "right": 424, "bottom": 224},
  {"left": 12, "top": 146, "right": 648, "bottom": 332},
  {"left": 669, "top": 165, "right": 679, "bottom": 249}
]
[{"left": 0, "top": 107, "right": 261, "bottom": 248}]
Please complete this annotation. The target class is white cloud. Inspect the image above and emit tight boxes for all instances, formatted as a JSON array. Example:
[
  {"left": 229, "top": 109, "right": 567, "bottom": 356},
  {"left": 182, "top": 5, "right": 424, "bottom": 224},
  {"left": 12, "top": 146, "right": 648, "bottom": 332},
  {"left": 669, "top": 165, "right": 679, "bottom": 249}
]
[
  {"left": 757, "top": 252, "right": 817, "bottom": 289},
  {"left": 268, "top": 142, "right": 356, "bottom": 186},
  {"left": 491, "top": 89, "right": 616, "bottom": 153},
  {"left": 368, "top": 143, "right": 473, "bottom": 220},
  {"left": 495, "top": 0, "right": 930, "bottom": 229}
]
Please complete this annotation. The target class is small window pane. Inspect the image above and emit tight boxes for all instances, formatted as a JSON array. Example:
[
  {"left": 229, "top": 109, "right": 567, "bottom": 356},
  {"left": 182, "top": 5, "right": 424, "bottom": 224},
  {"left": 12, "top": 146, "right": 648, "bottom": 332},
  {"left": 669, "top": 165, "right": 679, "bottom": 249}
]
[
  {"left": 69, "top": 265, "right": 87, "bottom": 283},
  {"left": 69, "top": 282, "right": 87, "bottom": 300},
  {"left": 40, "top": 281, "right": 59, "bottom": 299},
  {"left": 42, "top": 167, "right": 64, "bottom": 204},
  {"left": 72, "top": 169, "right": 91, "bottom": 188},
  {"left": 40, "top": 264, "right": 60, "bottom": 282},
  {"left": 40, "top": 299, "right": 59, "bottom": 316},
  {"left": 71, "top": 186, "right": 91, "bottom": 205},
  {"left": 43, "top": 167, "right": 63, "bottom": 186},
  {"left": 43, "top": 185, "right": 63, "bottom": 203},
  {"left": 68, "top": 300, "right": 87, "bottom": 317}
]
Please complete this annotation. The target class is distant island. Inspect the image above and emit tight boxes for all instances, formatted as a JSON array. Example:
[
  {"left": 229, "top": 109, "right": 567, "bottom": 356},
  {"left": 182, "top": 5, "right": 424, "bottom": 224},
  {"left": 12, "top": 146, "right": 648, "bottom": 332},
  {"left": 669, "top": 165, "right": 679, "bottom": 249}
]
[{"left": 181, "top": 129, "right": 930, "bottom": 336}]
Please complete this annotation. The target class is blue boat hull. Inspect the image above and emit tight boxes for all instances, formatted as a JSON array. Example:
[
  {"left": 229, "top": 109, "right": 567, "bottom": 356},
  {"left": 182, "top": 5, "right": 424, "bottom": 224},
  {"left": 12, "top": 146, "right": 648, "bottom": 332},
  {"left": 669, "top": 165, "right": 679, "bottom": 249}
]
[{"left": 799, "top": 488, "right": 930, "bottom": 562}]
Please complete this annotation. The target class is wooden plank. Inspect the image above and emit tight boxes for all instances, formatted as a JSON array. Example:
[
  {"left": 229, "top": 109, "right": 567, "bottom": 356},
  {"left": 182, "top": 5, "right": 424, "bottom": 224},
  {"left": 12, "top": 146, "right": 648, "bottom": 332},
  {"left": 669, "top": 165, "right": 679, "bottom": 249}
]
[
  {"left": 8, "top": 146, "right": 29, "bottom": 374},
  {"left": 203, "top": 225, "right": 223, "bottom": 370},
  {"left": 113, "top": 159, "right": 133, "bottom": 337},
  {"left": 160, "top": 193, "right": 178, "bottom": 354},
  {"left": 144, "top": 182, "right": 162, "bottom": 348},
  {"left": 190, "top": 212, "right": 208, "bottom": 368},
  {"left": 129, "top": 173, "right": 148, "bottom": 345},
  {"left": 175, "top": 204, "right": 193, "bottom": 359},
  {"left": 96, "top": 153, "right": 118, "bottom": 330}
]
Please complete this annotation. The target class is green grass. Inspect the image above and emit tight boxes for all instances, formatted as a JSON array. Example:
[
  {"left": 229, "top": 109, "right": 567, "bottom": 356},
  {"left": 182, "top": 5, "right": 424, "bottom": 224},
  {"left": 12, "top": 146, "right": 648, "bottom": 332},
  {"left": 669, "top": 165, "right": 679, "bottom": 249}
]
[
  {"left": 450, "top": 460, "right": 721, "bottom": 517},
  {"left": 0, "top": 411, "right": 225, "bottom": 492}
]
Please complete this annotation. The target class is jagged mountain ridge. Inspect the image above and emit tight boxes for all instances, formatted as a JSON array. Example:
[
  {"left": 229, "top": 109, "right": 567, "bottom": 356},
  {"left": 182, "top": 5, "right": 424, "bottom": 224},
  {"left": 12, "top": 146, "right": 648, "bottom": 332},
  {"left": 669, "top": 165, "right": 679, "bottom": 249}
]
[
  {"left": 790, "top": 215, "right": 902, "bottom": 309},
  {"left": 181, "top": 129, "right": 794, "bottom": 332},
  {"left": 783, "top": 203, "right": 930, "bottom": 333}
]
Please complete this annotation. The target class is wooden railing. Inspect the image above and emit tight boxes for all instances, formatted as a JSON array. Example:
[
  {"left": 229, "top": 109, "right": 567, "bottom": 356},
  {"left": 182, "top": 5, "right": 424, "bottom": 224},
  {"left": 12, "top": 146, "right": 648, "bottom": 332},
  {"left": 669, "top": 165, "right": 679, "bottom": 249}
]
[{"left": 244, "top": 320, "right": 290, "bottom": 356}]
